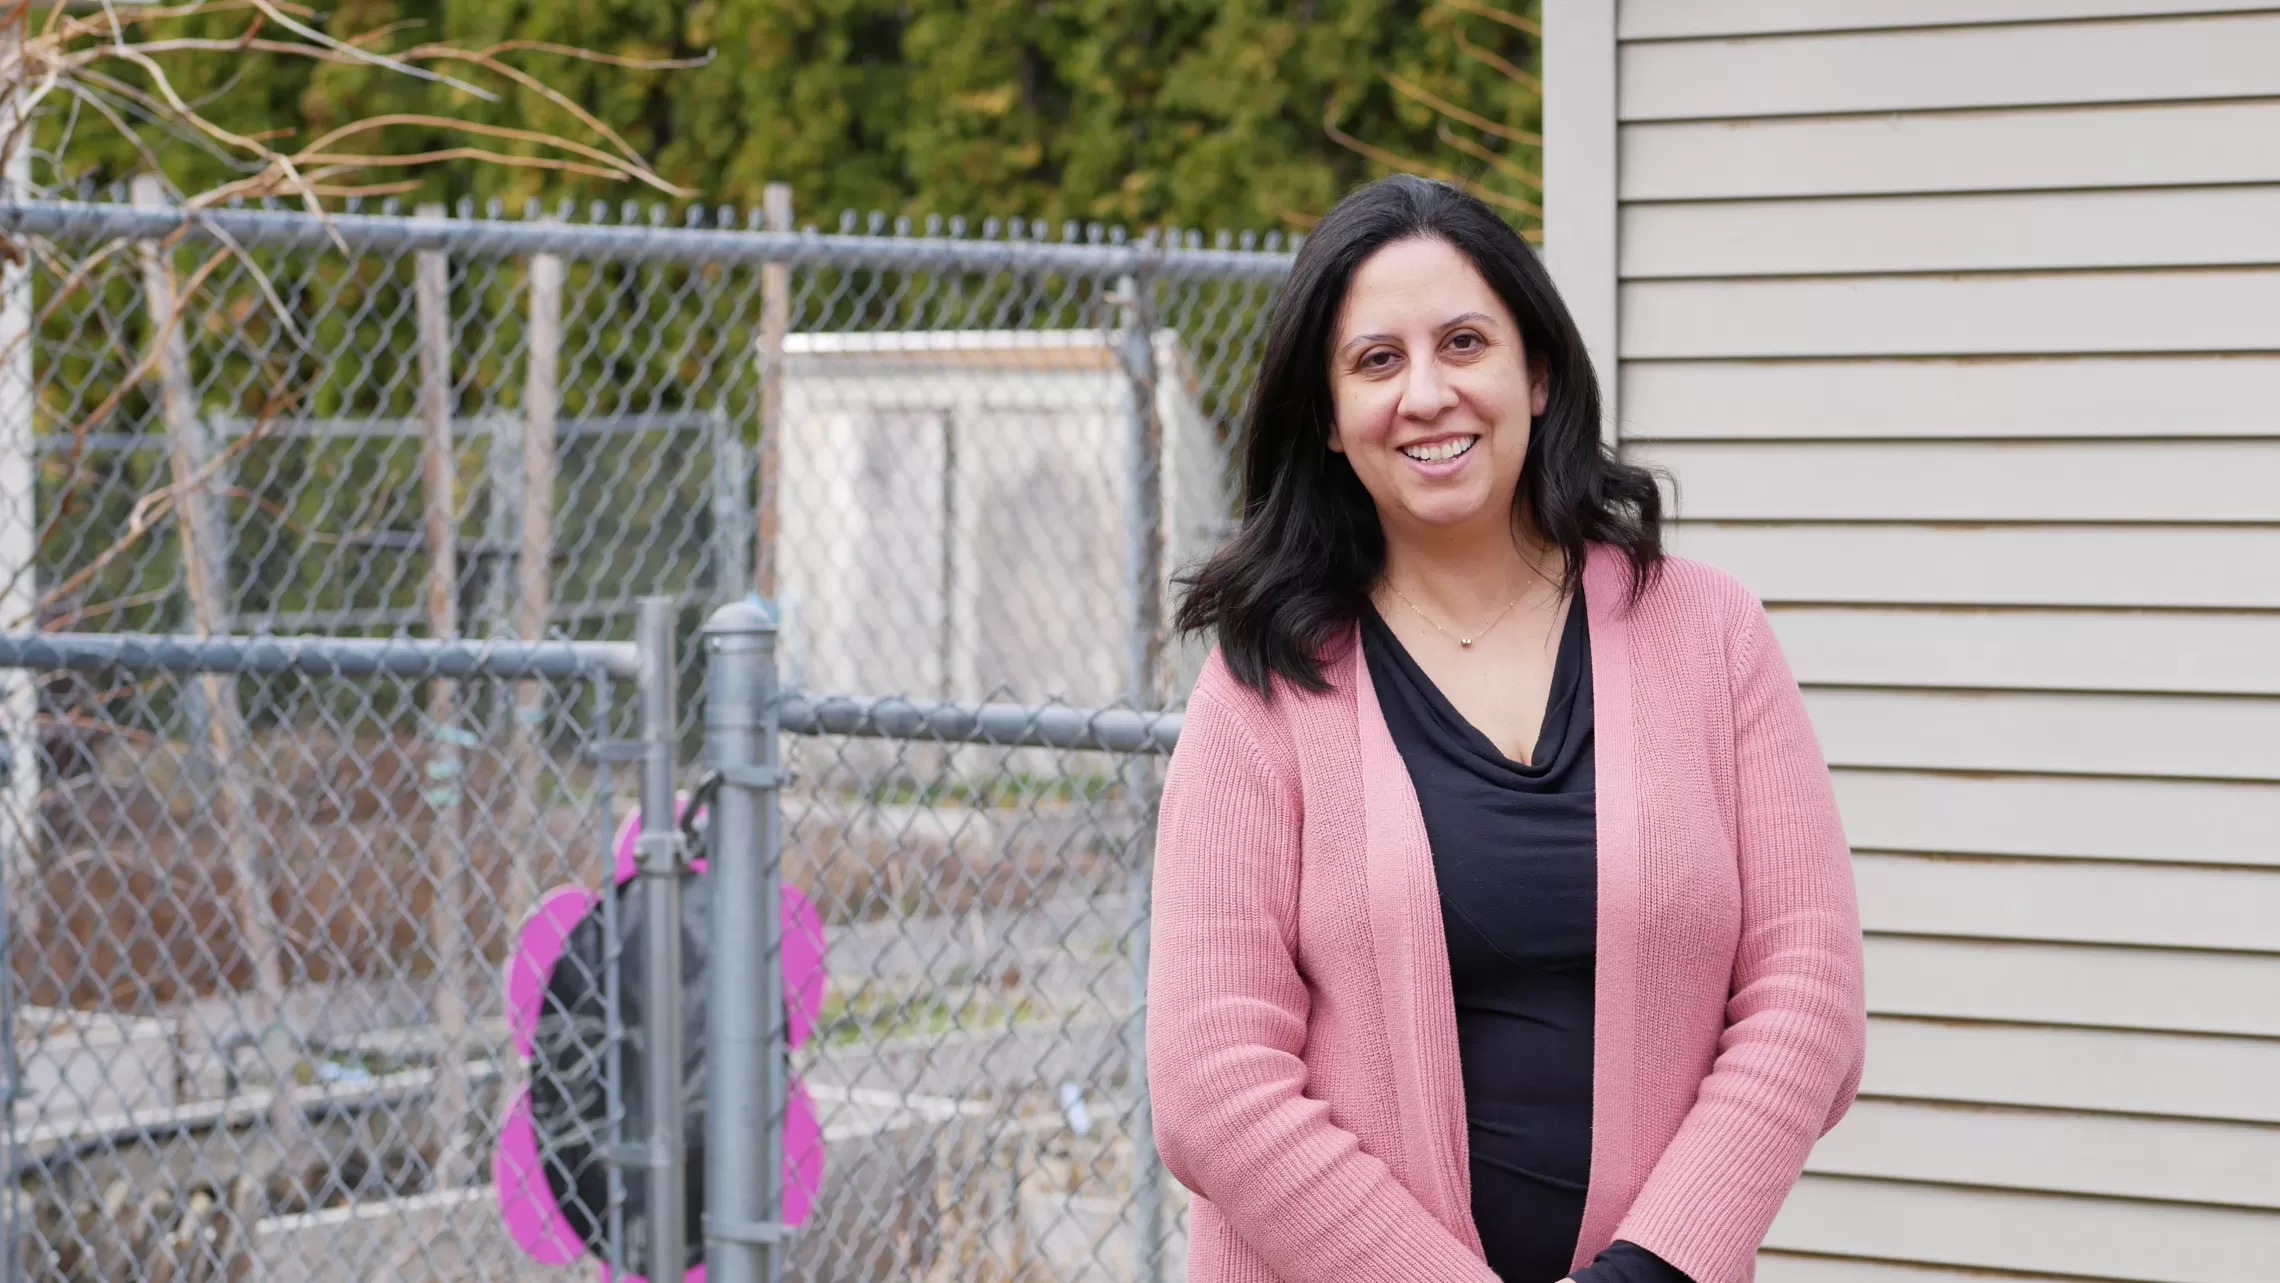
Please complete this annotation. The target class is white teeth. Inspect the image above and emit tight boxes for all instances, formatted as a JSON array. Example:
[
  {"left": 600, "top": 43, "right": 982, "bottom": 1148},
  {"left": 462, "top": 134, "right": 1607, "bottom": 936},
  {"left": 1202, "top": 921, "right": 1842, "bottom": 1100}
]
[{"left": 1400, "top": 436, "right": 1477, "bottom": 463}]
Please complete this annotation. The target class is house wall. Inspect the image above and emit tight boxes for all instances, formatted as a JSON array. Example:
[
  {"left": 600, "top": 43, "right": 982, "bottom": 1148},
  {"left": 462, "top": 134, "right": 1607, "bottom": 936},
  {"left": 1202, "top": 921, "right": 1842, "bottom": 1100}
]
[{"left": 1549, "top": 4, "right": 2280, "bottom": 1277}]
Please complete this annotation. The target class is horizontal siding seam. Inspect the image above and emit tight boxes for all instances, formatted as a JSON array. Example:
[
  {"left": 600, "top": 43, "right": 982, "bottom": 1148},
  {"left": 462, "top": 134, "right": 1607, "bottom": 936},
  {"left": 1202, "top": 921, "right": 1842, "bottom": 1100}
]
[
  {"left": 1625, "top": 347, "right": 2280, "bottom": 361},
  {"left": 1620, "top": 179, "right": 2280, "bottom": 208},
  {"left": 1758, "top": 1244, "right": 2212, "bottom": 1283},
  {"left": 1801, "top": 681, "right": 2280, "bottom": 701},
  {"left": 1788, "top": 1168, "right": 2280, "bottom": 1218},
  {"left": 1863, "top": 927, "right": 2280, "bottom": 960},
  {"left": 1621, "top": 178, "right": 2280, "bottom": 204},
  {"left": 1824, "top": 761, "right": 2280, "bottom": 789},
  {"left": 1872, "top": 1011, "right": 2280, "bottom": 1046},
  {"left": 1846, "top": 847, "right": 2280, "bottom": 874},
  {"left": 1754, "top": 602, "right": 2280, "bottom": 618},
  {"left": 1618, "top": 91, "right": 2280, "bottom": 128},
  {"left": 1619, "top": 261, "right": 2280, "bottom": 284},
  {"left": 1667, "top": 517, "right": 2280, "bottom": 529},
  {"left": 1627, "top": 434, "right": 2280, "bottom": 445},
  {"left": 1845, "top": 1091, "right": 2280, "bottom": 1130},
  {"left": 1620, "top": 9, "right": 2280, "bottom": 45}
]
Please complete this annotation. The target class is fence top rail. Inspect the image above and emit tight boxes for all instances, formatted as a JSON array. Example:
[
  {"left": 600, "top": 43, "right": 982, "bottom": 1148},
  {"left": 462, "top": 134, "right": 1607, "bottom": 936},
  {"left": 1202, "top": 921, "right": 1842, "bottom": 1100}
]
[
  {"left": 780, "top": 691, "right": 1182, "bottom": 755},
  {"left": 0, "top": 199, "right": 1298, "bottom": 279},
  {"left": 0, "top": 631, "right": 639, "bottom": 681}
]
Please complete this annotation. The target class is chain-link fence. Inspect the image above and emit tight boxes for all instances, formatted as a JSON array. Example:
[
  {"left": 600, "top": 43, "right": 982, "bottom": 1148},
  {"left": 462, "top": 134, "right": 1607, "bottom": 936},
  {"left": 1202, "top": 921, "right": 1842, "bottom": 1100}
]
[
  {"left": 2, "top": 193, "right": 1291, "bottom": 704},
  {"left": 0, "top": 605, "right": 1190, "bottom": 1283},
  {"left": 0, "top": 195, "right": 1291, "bottom": 1280},
  {"left": 0, "top": 629, "right": 639, "bottom": 1282}
]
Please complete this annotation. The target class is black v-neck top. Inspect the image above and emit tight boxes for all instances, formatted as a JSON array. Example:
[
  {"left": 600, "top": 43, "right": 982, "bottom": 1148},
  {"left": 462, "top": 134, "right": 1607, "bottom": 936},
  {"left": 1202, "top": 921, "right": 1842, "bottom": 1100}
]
[{"left": 1361, "top": 589, "right": 1690, "bottom": 1283}]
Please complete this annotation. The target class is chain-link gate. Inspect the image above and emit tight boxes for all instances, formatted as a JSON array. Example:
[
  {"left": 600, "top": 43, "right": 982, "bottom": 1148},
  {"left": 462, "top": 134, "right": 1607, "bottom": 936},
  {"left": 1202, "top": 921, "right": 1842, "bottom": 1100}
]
[{"left": 703, "top": 602, "right": 1189, "bottom": 1283}]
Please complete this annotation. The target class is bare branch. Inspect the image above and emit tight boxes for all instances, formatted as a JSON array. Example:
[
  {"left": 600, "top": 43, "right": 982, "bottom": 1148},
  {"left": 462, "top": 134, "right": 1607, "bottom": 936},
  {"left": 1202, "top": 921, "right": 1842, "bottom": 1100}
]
[
  {"left": 1436, "top": 121, "right": 1541, "bottom": 192},
  {"left": 237, "top": 0, "right": 498, "bottom": 101},
  {"left": 1384, "top": 71, "right": 1539, "bottom": 146},
  {"left": 1322, "top": 94, "right": 1539, "bottom": 216},
  {"left": 462, "top": 38, "right": 713, "bottom": 72},
  {"left": 1439, "top": 0, "right": 1540, "bottom": 38},
  {"left": 284, "top": 146, "right": 652, "bottom": 184},
  {"left": 1454, "top": 24, "right": 1538, "bottom": 93},
  {"left": 406, "top": 43, "right": 654, "bottom": 170}
]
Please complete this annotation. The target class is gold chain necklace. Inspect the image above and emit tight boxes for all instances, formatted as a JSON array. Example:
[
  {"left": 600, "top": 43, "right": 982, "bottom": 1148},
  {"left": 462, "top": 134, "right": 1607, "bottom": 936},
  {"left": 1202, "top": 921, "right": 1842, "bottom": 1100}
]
[{"left": 1387, "top": 583, "right": 1524, "bottom": 649}]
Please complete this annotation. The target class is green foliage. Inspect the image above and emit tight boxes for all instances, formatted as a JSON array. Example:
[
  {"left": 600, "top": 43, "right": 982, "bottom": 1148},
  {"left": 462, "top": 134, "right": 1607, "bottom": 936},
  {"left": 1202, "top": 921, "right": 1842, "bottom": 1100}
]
[{"left": 42, "top": 0, "right": 1541, "bottom": 233}]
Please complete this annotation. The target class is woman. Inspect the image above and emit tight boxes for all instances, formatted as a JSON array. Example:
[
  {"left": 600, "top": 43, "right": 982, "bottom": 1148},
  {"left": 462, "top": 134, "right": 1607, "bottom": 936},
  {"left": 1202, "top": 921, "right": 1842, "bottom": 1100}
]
[{"left": 1149, "top": 175, "right": 1865, "bottom": 1283}]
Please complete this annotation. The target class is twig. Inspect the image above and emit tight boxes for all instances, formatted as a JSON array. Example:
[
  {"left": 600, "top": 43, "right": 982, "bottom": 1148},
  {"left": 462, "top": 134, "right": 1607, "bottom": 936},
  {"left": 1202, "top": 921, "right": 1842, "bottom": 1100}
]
[
  {"left": 1453, "top": 24, "right": 1538, "bottom": 93},
  {"left": 1436, "top": 122, "right": 1542, "bottom": 194},
  {"left": 1321, "top": 95, "right": 1538, "bottom": 216},
  {"left": 44, "top": 586, "right": 174, "bottom": 628},
  {"left": 1439, "top": 0, "right": 1539, "bottom": 37},
  {"left": 1384, "top": 71, "right": 1539, "bottom": 146},
  {"left": 237, "top": 0, "right": 497, "bottom": 101},
  {"left": 290, "top": 113, "right": 684, "bottom": 192}
]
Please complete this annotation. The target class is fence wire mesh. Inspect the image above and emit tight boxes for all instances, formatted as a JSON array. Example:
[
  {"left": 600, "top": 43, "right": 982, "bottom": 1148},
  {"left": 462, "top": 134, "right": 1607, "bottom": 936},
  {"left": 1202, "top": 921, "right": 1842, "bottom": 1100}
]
[
  {"left": 7, "top": 196, "right": 1288, "bottom": 706},
  {"left": 774, "top": 697, "right": 1180, "bottom": 1282},
  {"left": 0, "top": 637, "right": 635, "bottom": 1282},
  {"left": 0, "top": 196, "right": 1288, "bottom": 1280}
]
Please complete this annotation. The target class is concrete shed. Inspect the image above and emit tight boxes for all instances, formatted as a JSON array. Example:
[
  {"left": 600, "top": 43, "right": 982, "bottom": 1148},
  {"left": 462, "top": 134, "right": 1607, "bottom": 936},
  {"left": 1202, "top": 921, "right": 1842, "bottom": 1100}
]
[{"left": 1544, "top": 5, "right": 2280, "bottom": 1279}]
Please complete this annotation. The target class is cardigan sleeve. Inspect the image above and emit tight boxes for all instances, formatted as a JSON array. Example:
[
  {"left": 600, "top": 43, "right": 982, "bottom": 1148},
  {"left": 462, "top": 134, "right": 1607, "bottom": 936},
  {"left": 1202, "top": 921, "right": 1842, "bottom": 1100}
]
[
  {"left": 1147, "top": 685, "right": 1502, "bottom": 1283},
  {"left": 1611, "top": 597, "right": 1868, "bottom": 1283}
]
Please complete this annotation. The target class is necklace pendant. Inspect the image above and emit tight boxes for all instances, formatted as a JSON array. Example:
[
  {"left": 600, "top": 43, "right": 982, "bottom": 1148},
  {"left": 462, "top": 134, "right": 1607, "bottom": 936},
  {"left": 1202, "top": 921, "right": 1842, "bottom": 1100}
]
[{"left": 1460, "top": 638, "right": 1474, "bottom": 648}]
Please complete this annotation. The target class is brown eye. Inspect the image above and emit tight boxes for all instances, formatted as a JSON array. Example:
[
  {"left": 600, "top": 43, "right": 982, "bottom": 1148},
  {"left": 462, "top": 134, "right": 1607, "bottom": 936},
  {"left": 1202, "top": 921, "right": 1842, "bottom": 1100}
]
[
  {"left": 1447, "top": 330, "right": 1485, "bottom": 353},
  {"left": 1359, "top": 348, "right": 1399, "bottom": 371}
]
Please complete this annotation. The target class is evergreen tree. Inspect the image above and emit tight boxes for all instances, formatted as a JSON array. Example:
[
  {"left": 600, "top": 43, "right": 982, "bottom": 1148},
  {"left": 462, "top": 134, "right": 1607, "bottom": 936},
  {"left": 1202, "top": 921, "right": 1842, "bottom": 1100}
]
[{"left": 47, "top": 0, "right": 1539, "bottom": 233}]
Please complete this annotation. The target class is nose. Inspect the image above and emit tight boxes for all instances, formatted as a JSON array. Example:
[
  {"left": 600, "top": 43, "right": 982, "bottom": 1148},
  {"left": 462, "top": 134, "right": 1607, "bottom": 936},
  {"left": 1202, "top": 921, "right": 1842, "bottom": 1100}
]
[{"left": 1396, "top": 351, "right": 1459, "bottom": 421}]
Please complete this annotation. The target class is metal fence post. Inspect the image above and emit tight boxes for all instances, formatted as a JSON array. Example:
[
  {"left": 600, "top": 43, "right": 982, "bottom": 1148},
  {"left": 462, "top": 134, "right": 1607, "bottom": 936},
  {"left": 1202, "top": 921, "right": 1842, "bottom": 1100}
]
[
  {"left": 709, "top": 410, "right": 753, "bottom": 598},
  {"left": 1117, "top": 258, "right": 1167, "bottom": 1283},
  {"left": 635, "top": 596, "right": 688, "bottom": 1281},
  {"left": 701, "top": 598, "right": 785, "bottom": 1283}
]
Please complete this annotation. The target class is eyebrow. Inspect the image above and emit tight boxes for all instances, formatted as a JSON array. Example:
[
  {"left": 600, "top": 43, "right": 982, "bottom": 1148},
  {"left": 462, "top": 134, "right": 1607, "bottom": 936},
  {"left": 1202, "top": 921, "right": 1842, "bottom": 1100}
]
[{"left": 1336, "top": 311, "right": 1498, "bottom": 358}]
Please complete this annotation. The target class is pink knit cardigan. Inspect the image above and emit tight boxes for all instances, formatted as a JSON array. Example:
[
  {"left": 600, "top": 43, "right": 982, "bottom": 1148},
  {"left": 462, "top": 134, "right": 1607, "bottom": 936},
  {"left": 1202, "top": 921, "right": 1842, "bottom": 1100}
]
[{"left": 1147, "top": 547, "right": 1866, "bottom": 1283}]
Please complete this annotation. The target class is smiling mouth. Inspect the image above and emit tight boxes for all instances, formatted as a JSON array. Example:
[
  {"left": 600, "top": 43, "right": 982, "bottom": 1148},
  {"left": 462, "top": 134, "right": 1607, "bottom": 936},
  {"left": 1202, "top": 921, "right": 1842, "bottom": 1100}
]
[{"left": 1399, "top": 436, "right": 1478, "bottom": 463}]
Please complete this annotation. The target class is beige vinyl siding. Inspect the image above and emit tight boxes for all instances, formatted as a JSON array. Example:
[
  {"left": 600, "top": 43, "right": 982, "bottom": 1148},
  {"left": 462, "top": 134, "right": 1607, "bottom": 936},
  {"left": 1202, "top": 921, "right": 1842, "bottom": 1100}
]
[
  {"left": 1621, "top": 100, "right": 2280, "bottom": 200},
  {"left": 1593, "top": 3, "right": 2280, "bottom": 1275},
  {"left": 1624, "top": 270, "right": 2280, "bottom": 357},
  {"left": 1625, "top": 355, "right": 2280, "bottom": 439},
  {"left": 1767, "top": 608, "right": 2280, "bottom": 694},
  {"left": 1764, "top": 1178, "right": 2280, "bottom": 1283},
  {"left": 1623, "top": 187, "right": 2280, "bottom": 276},
  {"left": 1862, "top": 937, "right": 2280, "bottom": 1037},
  {"left": 1860, "top": 1018, "right": 2280, "bottom": 1122},
  {"left": 1619, "top": 14, "right": 2280, "bottom": 120},
  {"left": 1638, "top": 440, "right": 2280, "bottom": 522},
  {"left": 1620, "top": 0, "right": 2280, "bottom": 40},
  {"left": 1830, "top": 771, "right": 2280, "bottom": 868},
  {"left": 1669, "top": 524, "right": 2280, "bottom": 608}
]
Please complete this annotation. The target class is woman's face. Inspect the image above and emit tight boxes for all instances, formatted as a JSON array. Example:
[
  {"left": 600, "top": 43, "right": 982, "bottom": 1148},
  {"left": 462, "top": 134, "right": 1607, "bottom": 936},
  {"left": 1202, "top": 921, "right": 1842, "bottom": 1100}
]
[{"left": 1325, "top": 237, "right": 1547, "bottom": 539}]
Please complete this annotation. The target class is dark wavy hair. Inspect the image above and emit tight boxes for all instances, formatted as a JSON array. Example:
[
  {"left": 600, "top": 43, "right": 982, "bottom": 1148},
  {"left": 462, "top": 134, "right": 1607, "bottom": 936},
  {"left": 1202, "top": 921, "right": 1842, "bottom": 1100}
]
[{"left": 1175, "top": 175, "right": 1664, "bottom": 697}]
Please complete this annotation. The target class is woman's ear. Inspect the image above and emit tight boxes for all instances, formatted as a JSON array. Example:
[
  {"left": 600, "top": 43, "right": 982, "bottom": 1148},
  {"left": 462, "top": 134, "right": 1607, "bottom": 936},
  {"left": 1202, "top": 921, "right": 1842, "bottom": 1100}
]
[
  {"left": 1529, "top": 354, "right": 1552, "bottom": 419},
  {"left": 1324, "top": 414, "right": 1346, "bottom": 454}
]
